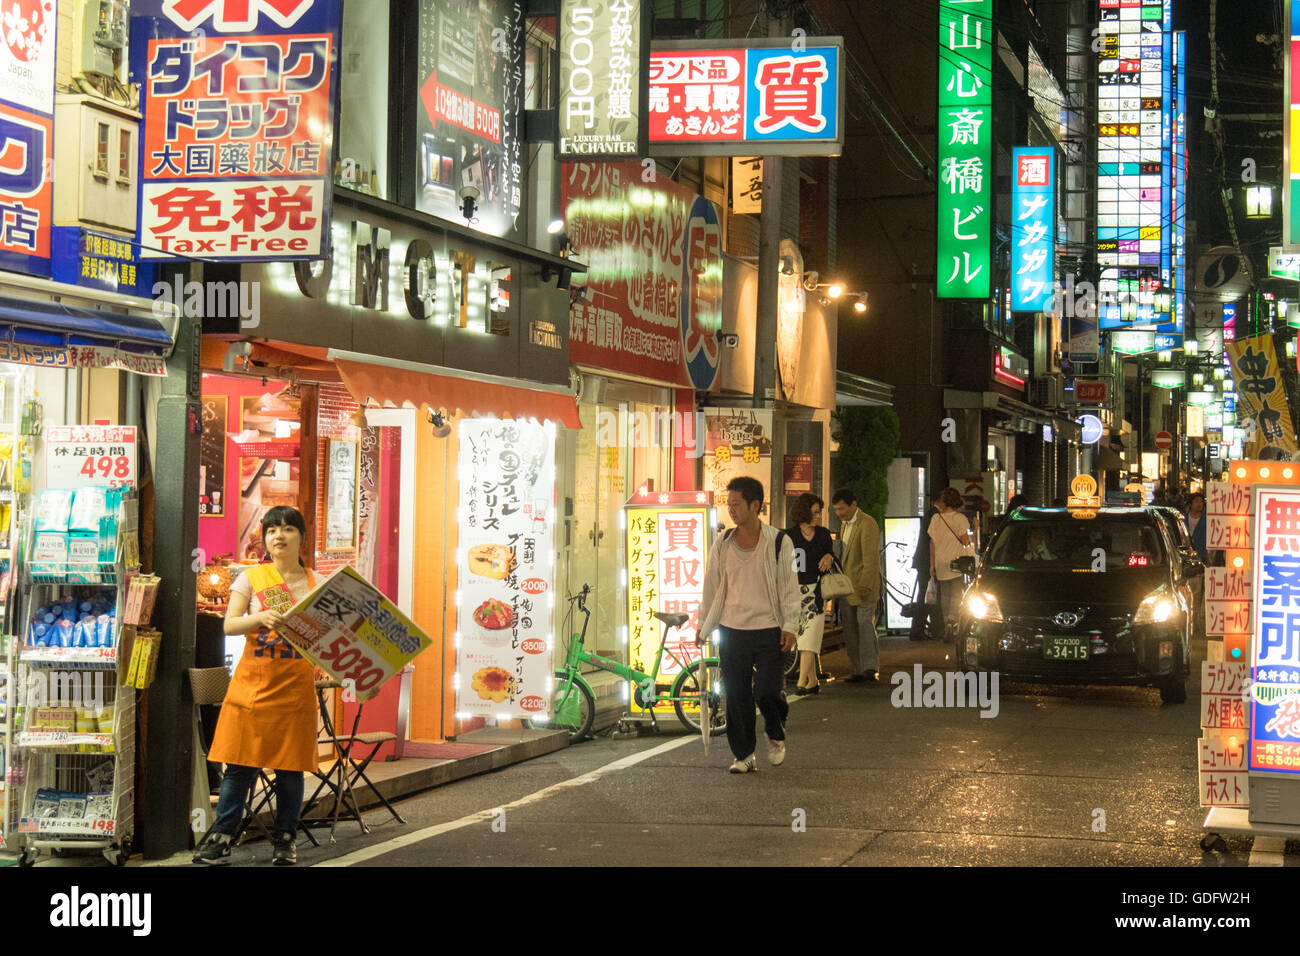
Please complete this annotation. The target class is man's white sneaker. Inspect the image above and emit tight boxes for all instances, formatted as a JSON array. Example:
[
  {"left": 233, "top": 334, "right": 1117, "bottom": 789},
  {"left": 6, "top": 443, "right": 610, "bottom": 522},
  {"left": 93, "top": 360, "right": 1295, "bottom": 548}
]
[
  {"left": 728, "top": 754, "right": 758, "bottom": 773},
  {"left": 768, "top": 739, "right": 786, "bottom": 766}
]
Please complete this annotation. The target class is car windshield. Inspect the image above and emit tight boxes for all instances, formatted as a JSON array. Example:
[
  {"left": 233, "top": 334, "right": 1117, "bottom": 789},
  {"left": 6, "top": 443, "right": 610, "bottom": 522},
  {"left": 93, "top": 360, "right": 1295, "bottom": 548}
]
[{"left": 987, "top": 515, "right": 1167, "bottom": 571}]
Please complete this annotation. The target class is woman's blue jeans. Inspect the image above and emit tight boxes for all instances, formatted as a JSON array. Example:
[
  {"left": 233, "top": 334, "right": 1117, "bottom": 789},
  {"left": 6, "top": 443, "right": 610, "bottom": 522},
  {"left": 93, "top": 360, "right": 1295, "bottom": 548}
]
[{"left": 211, "top": 764, "right": 304, "bottom": 837}]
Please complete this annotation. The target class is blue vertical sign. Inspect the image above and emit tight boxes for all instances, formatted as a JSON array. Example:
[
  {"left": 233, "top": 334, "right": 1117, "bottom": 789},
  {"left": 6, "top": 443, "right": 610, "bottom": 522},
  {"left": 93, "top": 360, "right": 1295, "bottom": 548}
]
[{"left": 1011, "top": 147, "right": 1054, "bottom": 312}]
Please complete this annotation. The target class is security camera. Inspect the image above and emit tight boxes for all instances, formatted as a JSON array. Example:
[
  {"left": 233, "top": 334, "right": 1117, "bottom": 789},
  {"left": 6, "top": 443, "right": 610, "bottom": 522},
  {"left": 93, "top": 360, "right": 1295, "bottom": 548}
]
[
  {"left": 459, "top": 185, "right": 480, "bottom": 222},
  {"left": 720, "top": 333, "right": 740, "bottom": 349}
]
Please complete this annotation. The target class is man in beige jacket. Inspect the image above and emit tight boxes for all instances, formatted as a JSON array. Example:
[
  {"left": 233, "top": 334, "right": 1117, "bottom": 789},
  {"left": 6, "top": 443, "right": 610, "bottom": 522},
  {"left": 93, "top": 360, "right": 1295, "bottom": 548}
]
[{"left": 831, "top": 489, "right": 882, "bottom": 683}]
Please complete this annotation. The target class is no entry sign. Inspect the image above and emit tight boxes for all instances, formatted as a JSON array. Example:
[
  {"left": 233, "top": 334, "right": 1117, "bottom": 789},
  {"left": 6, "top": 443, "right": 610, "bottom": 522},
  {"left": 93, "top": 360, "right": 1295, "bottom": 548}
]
[{"left": 1155, "top": 431, "right": 1173, "bottom": 451}]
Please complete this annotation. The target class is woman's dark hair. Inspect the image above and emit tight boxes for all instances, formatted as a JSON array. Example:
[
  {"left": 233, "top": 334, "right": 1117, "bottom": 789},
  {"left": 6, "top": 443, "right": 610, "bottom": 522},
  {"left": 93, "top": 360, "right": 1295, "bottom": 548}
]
[
  {"left": 938, "top": 488, "right": 963, "bottom": 510},
  {"left": 788, "top": 492, "right": 825, "bottom": 526},
  {"left": 726, "top": 476, "right": 765, "bottom": 507},
  {"left": 260, "top": 506, "right": 307, "bottom": 566},
  {"left": 1006, "top": 494, "right": 1028, "bottom": 513}
]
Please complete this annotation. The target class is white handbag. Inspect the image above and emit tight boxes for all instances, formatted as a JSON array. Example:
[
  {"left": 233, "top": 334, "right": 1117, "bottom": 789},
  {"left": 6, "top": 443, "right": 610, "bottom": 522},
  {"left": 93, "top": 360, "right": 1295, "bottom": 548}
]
[{"left": 820, "top": 558, "right": 854, "bottom": 599}]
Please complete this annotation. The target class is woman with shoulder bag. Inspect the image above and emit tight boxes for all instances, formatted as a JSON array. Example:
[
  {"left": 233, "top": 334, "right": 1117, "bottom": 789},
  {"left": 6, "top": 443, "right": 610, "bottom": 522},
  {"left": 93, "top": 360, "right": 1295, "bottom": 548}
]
[
  {"left": 785, "top": 493, "right": 837, "bottom": 695},
  {"left": 928, "top": 488, "right": 975, "bottom": 640}
]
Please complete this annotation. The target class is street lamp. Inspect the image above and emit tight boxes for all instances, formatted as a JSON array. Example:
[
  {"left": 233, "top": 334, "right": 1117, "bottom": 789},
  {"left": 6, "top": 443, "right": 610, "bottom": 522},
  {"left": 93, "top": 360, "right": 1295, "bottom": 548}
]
[
  {"left": 1152, "top": 283, "right": 1173, "bottom": 315},
  {"left": 853, "top": 293, "right": 869, "bottom": 314},
  {"left": 1246, "top": 185, "right": 1274, "bottom": 218}
]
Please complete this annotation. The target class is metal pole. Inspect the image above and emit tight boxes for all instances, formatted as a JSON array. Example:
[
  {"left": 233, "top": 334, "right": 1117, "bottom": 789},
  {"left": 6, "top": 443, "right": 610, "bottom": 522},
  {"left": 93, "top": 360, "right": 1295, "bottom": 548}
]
[
  {"left": 752, "top": 11, "right": 788, "bottom": 409},
  {"left": 143, "top": 291, "right": 201, "bottom": 859}
]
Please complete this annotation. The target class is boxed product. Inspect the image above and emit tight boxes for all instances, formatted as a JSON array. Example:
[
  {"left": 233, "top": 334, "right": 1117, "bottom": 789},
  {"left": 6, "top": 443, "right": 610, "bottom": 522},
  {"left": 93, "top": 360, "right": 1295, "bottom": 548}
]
[
  {"left": 85, "top": 759, "right": 114, "bottom": 793},
  {"left": 125, "top": 574, "right": 161, "bottom": 626},
  {"left": 129, "top": 630, "right": 161, "bottom": 689},
  {"left": 57, "top": 794, "right": 86, "bottom": 820},
  {"left": 85, "top": 792, "right": 113, "bottom": 823},
  {"left": 31, "top": 707, "right": 76, "bottom": 731},
  {"left": 31, "top": 789, "right": 62, "bottom": 819}
]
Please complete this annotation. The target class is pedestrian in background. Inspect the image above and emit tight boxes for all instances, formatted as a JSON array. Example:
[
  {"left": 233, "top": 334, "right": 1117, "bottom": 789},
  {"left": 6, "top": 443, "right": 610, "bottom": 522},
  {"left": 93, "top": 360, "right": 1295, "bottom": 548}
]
[
  {"left": 929, "top": 488, "right": 975, "bottom": 640},
  {"left": 786, "top": 492, "right": 834, "bottom": 695},
  {"left": 697, "top": 477, "right": 801, "bottom": 773},
  {"left": 1185, "top": 492, "right": 1208, "bottom": 563},
  {"left": 910, "top": 499, "right": 939, "bottom": 641},
  {"left": 830, "top": 489, "right": 883, "bottom": 683}
]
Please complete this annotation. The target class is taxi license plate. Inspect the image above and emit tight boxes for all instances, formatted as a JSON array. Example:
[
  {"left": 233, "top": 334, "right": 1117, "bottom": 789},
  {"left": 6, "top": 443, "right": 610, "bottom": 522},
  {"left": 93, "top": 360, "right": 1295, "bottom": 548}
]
[{"left": 1043, "top": 636, "right": 1089, "bottom": 660}]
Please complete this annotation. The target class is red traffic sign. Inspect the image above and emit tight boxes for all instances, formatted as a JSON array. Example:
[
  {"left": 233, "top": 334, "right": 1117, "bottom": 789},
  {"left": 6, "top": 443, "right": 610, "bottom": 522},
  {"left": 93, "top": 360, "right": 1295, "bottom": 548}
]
[
  {"left": 1155, "top": 431, "right": 1173, "bottom": 451},
  {"left": 1075, "top": 381, "right": 1107, "bottom": 404}
]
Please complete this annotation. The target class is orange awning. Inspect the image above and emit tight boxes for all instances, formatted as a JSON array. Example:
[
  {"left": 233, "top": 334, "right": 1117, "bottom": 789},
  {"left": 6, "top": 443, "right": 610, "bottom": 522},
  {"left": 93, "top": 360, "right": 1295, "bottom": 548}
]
[{"left": 334, "top": 357, "right": 581, "bottom": 430}]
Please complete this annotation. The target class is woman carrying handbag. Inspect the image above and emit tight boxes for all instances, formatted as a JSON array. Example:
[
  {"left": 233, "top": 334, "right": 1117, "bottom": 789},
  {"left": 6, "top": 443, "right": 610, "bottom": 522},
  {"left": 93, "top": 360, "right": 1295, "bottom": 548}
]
[
  {"left": 785, "top": 493, "right": 840, "bottom": 695},
  {"left": 927, "top": 488, "right": 976, "bottom": 640}
]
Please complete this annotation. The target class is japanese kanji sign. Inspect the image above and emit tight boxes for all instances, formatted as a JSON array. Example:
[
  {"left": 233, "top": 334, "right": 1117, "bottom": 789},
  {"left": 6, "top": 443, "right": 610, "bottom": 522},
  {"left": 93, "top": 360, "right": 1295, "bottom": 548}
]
[
  {"left": 646, "top": 38, "right": 843, "bottom": 157},
  {"left": 1199, "top": 733, "right": 1248, "bottom": 808},
  {"left": 1206, "top": 567, "right": 1253, "bottom": 638},
  {"left": 625, "top": 501, "right": 709, "bottom": 708},
  {"left": 455, "top": 419, "right": 556, "bottom": 720},
  {"left": 279, "top": 565, "right": 433, "bottom": 702},
  {"left": 1227, "top": 334, "right": 1298, "bottom": 459},
  {"left": 563, "top": 161, "right": 722, "bottom": 390},
  {"left": 558, "top": 0, "right": 647, "bottom": 159},
  {"left": 731, "top": 156, "right": 762, "bottom": 214},
  {"left": 1010, "top": 147, "right": 1054, "bottom": 312},
  {"left": 937, "top": 0, "right": 992, "bottom": 299},
  {"left": 0, "top": 0, "right": 55, "bottom": 276},
  {"left": 703, "top": 409, "right": 773, "bottom": 525},
  {"left": 1252, "top": 487, "right": 1300, "bottom": 774},
  {"left": 130, "top": 0, "right": 340, "bottom": 260}
]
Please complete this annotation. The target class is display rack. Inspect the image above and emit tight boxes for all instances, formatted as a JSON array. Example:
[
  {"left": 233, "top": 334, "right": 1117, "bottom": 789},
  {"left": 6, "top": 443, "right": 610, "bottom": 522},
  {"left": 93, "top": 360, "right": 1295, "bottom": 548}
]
[
  {"left": 8, "top": 493, "right": 139, "bottom": 867},
  {"left": 0, "top": 369, "right": 35, "bottom": 852}
]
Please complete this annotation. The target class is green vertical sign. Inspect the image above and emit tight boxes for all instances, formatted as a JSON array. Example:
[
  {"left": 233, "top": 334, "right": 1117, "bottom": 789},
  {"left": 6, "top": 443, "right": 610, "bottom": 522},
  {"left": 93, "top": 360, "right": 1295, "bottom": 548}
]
[{"left": 937, "top": 0, "right": 993, "bottom": 299}]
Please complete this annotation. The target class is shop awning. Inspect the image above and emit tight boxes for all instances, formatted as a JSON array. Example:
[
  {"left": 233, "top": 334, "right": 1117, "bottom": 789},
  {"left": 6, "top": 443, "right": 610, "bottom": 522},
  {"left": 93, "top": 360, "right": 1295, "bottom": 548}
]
[
  {"left": 0, "top": 295, "right": 174, "bottom": 375},
  {"left": 331, "top": 353, "right": 581, "bottom": 430}
]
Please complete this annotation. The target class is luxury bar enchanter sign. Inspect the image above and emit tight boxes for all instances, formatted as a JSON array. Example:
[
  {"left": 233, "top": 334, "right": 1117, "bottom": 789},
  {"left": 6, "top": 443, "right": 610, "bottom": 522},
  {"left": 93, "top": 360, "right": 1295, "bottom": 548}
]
[{"left": 558, "top": 0, "right": 648, "bottom": 159}]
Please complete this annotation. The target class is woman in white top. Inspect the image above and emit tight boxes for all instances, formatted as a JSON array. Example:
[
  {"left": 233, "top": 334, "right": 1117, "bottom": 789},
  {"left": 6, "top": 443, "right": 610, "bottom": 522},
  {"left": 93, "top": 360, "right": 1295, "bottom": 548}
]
[{"left": 928, "top": 488, "right": 975, "bottom": 638}]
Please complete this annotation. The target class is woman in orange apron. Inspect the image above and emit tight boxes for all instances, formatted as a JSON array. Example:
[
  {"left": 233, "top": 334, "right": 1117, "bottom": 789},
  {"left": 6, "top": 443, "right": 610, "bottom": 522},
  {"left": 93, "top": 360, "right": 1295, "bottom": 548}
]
[{"left": 195, "top": 506, "right": 318, "bottom": 866}]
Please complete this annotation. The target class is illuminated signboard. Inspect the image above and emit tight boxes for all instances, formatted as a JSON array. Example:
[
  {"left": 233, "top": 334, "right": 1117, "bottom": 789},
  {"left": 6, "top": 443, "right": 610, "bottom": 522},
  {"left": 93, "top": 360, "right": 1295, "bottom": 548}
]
[
  {"left": 0, "top": 0, "right": 55, "bottom": 276},
  {"left": 455, "top": 419, "right": 557, "bottom": 720},
  {"left": 624, "top": 493, "right": 711, "bottom": 711},
  {"left": 646, "top": 38, "right": 843, "bottom": 157},
  {"left": 1096, "top": 0, "right": 1170, "bottom": 329},
  {"left": 1227, "top": 334, "right": 1298, "bottom": 458},
  {"left": 1252, "top": 487, "right": 1300, "bottom": 774},
  {"left": 1011, "top": 147, "right": 1055, "bottom": 312},
  {"left": 1110, "top": 328, "right": 1155, "bottom": 354},
  {"left": 937, "top": 0, "right": 993, "bottom": 299},
  {"left": 130, "top": 0, "right": 341, "bottom": 261},
  {"left": 558, "top": 0, "right": 648, "bottom": 159},
  {"left": 1287, "top": 0, "right": 1300, "bottom": 249}
]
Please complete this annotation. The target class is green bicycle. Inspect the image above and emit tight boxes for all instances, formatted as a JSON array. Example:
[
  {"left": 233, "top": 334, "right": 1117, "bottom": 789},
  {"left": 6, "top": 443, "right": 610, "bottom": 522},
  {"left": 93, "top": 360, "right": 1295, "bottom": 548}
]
[{"left": 526, "top": 584, "right": 726, "bottom": 739}]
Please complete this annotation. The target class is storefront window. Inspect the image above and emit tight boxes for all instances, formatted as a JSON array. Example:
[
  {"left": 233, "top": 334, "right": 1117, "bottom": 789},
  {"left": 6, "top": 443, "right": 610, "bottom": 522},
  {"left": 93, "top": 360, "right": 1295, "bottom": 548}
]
[
  {"left": 336, "top": 0, "right": 390, "bottom": 199},
  {"left": 415, "top": 0, "right": 527, "bottom": 241}
]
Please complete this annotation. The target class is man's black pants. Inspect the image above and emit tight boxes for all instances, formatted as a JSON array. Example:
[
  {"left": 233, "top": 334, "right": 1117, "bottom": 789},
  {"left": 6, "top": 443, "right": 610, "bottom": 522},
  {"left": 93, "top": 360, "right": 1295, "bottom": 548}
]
[{"left": 719, "top": 626, "right": 788, "bottom": 760}]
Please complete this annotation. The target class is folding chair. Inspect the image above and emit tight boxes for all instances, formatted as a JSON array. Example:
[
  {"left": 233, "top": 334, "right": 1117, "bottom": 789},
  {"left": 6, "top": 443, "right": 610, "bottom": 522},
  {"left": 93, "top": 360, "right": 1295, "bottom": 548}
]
[
  {"left": 188, "top": 666, "right": 318, "bottom": 852},
  {"left": 301, "top": 680, "right": 405, "bottom": 841}
]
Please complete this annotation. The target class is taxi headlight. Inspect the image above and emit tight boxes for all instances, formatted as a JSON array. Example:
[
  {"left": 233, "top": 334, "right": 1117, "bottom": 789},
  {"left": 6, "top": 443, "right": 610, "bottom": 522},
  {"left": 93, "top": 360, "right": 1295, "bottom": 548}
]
[
  {"left": 1134, "top": 590, "right": 1176, "bottom": 625},
  {"left": 965, "top": 591, "right": 1003, "bottom": 623}
]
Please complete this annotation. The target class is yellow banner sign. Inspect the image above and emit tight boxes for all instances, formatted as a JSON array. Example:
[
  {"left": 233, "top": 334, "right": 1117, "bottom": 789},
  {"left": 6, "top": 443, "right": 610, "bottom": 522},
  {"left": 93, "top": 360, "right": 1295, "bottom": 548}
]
[{"left": 1227, "top": 334, "right": 1298, "bottom": 458}]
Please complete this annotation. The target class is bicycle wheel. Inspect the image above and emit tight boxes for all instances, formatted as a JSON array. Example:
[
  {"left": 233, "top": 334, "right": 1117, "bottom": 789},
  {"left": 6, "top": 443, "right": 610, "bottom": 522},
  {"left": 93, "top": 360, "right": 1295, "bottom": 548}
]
[
  {"left": 671, "top": 659, "right": 726, "bottom": 736},
  {"left": 523, "top": 670, "right": 594, "bottom": 739}
]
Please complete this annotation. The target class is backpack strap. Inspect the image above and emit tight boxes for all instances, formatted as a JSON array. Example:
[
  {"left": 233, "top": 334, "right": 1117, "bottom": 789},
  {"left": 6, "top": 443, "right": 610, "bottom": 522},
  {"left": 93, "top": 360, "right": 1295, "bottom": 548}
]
[{"left": 774, "top": 528, "right": 788, "bottom": 561}]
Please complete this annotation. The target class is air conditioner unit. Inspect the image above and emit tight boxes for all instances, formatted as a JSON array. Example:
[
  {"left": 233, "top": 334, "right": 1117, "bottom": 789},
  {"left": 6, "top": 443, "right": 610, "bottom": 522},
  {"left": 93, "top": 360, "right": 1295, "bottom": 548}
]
[{"left": 1032, "top": 375, "right": 1060, "bottom": 409}]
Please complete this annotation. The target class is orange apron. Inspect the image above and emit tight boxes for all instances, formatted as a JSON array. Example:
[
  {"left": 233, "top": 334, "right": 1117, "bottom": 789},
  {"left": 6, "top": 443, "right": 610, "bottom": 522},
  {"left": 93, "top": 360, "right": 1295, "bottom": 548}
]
[{"left": 208, "top": 564, "right": 319, "bottom": 773}]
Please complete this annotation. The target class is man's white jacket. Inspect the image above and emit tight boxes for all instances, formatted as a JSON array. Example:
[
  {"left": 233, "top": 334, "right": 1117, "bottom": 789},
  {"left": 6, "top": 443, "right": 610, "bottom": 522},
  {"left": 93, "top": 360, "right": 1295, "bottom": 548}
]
[{"left": 698, "top": 523, "right": 802, "bottom": 640}]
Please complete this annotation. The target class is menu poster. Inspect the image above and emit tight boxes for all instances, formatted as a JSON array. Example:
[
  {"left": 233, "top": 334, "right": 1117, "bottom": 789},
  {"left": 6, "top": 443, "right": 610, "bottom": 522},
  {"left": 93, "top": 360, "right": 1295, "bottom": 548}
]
[
  {"left": 200, "top": 395, "right": 227, "bottom": 516},
  {"left": 324, "top": 438, "right": 358, "bottom": 552},
  {"left": 456, "top": 419, "right": 556, "bottom": 719}
]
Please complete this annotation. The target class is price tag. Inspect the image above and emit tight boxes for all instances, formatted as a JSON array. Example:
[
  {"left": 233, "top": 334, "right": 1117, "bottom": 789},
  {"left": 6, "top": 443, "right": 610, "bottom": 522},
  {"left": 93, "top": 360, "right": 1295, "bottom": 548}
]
[{"left": 45, "top": 425, "right": 137, "bottom": 490}]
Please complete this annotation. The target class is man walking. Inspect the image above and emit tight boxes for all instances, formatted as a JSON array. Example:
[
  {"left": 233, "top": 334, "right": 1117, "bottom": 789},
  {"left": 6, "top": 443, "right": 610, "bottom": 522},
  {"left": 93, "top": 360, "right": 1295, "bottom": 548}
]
[
  {"left": 831, "top": 489, "right": 882, "bottom": 682},
  {"left": 697, "top": 477, "right": 801, "bottom": 773}
]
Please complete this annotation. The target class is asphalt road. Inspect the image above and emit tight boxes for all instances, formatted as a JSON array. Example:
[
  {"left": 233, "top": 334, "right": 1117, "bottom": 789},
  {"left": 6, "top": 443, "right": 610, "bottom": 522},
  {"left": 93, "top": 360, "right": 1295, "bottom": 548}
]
[{"left": 221, "top": 634, "right": 1288, "bottom": 868}]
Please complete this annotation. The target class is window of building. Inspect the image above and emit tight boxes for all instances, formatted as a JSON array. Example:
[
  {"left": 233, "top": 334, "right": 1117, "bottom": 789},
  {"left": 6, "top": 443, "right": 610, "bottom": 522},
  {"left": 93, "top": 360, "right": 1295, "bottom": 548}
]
[{"left": 336, "top": 0, "right": 391, "bottom": 199}]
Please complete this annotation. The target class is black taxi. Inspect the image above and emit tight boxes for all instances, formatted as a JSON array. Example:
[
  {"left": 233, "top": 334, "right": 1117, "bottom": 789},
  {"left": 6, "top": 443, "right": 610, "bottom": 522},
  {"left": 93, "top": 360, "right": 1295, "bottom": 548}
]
[{"left": 955, "top": 505, "right": 1202, "bottom": 703}]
